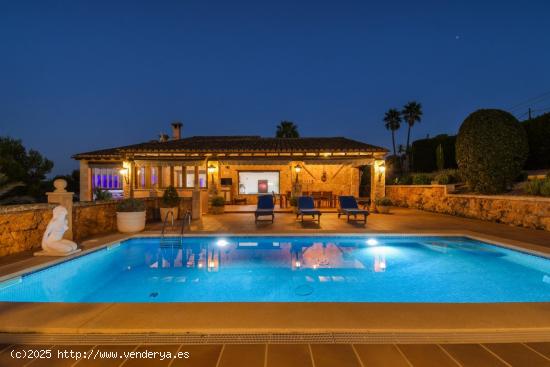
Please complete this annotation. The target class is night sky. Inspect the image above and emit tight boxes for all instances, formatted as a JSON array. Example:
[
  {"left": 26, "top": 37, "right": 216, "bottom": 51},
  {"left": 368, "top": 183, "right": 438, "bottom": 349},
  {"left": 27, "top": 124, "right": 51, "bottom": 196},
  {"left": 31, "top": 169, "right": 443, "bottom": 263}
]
[{"left": 1, "top": 0, "right": 550, "bottom": 175}]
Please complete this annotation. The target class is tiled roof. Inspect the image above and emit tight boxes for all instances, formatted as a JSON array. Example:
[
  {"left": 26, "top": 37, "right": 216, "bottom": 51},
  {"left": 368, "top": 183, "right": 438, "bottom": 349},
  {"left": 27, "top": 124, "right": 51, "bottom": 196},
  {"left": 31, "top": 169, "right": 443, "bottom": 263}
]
[{"left": 73, "top": 136, "right": 388, "bottom": 159}]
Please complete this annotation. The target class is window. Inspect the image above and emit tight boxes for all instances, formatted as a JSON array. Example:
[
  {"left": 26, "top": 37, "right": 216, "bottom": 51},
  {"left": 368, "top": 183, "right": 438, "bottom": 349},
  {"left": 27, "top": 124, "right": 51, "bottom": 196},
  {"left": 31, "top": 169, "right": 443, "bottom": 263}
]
[
  {"left": 186, "top": 167, "right": 207, "bottom": 188},
  {"left": 238, "top": 171, "right": 279, "bottom": 194},
  {"left": 91, "top": 167, "right": 123, "bottom": 190}
]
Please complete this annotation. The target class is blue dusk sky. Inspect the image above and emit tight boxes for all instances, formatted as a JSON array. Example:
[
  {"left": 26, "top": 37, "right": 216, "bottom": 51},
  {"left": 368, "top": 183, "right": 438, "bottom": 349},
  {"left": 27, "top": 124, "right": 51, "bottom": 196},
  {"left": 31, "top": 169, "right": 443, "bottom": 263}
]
[{"left": 1, "top": 0, "right": 550, "bottom": 175}]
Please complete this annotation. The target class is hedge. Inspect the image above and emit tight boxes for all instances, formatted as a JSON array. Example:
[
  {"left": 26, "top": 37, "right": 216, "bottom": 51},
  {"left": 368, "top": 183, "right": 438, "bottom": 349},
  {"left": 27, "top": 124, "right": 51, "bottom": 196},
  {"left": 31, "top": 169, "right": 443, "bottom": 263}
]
[
  {"left": 522, "top": 112, "right": 550, "bottom": 169},
  {"left": 410, "top": 134, "right": 457, "bottom": 172}
]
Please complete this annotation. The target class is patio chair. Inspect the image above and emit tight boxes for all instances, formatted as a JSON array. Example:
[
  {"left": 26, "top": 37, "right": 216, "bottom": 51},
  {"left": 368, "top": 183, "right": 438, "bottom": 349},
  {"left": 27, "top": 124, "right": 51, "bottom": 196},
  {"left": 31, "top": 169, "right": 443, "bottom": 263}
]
[
  {"left": 338, "top": 196, "right": 369, "bottom": 224},
  {"left": 255, "top": 194, "right": 275, "bottom": 223},
  {"left": 296, "top": 196, "right": 321, "bottom": 223}
]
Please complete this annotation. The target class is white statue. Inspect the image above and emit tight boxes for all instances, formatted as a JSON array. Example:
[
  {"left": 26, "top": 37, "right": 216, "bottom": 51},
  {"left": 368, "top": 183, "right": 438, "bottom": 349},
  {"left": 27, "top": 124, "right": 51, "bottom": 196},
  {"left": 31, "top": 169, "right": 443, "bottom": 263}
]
[{"left": 42, "top": 206, "right": 78, "bottom": 254}]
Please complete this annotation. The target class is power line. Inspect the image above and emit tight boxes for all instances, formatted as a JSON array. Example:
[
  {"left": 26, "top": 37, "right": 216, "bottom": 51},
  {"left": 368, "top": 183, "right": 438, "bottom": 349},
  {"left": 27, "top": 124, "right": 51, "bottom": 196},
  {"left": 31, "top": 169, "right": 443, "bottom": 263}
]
[{"left": 508, "top": 91, "right": 550, "bottom": 112}]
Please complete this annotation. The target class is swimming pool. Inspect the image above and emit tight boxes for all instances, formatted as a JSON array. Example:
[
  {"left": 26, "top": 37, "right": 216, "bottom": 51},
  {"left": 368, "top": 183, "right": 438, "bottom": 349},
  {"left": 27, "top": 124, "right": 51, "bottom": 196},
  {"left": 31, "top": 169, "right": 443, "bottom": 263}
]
[{"left": 1, "top": 236, "right": 549, "bottom": 303}]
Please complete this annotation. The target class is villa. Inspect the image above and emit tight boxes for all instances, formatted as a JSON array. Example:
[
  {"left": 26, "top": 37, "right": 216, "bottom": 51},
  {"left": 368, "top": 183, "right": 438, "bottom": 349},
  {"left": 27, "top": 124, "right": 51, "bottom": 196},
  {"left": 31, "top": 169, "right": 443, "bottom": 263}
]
[{"left": 73, "top": 123, "right": 388, "bottom": 214}]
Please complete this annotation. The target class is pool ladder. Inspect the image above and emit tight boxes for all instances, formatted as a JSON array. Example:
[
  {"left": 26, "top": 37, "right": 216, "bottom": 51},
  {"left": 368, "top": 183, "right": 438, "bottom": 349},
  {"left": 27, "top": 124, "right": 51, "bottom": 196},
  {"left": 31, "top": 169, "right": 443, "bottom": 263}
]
[{"left": 160, "top": 209, "right": 191, "bottom": 249}]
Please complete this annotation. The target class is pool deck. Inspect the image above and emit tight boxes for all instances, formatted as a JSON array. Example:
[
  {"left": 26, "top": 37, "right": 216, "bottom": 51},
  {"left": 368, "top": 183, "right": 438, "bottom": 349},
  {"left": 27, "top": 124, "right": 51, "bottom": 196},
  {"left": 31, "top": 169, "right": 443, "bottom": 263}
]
[{"left": 1, "top": 208, "right": 550, "bottom": 347}]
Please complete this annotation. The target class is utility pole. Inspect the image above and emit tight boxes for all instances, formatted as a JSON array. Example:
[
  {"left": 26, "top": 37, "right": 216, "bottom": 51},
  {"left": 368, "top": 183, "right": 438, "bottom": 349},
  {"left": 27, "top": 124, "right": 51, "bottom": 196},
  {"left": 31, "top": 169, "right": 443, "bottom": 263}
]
[{"left": 528, "top": 108, "right": 532, "bottom": 120}]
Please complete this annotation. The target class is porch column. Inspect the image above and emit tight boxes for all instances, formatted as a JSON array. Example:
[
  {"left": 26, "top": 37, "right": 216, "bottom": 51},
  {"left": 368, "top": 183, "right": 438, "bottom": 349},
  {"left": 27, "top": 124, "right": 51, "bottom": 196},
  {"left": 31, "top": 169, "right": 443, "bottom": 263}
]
[
  {"left": 145, "top": 167, "right": 151, "bottom": 189},
  {"left": 129, "top": 161, "right": 135, "bottom": 198},
  {"left": 79, "top": 160, "right": 92, "bottom": 202},
  {"left": 170, "top": 165, "right": 175, "bottom": 187},
  {"left": 192, "top": 165, "right": 201, "bottom": 219},
  {"left": 157, "top": 165, "right": 163, "bottom": 188},
  {"left": 370, "top": 160, "right": 386, "bottom": 211}
]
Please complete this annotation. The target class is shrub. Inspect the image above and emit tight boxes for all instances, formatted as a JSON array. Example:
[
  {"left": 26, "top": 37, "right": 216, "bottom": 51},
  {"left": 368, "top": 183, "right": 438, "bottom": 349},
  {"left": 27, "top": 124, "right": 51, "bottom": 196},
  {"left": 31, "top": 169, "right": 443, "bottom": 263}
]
[
  {"left": 456, "top": 109, "right": 528, "bottom": 194},
  {"left": 116, "top": 198, "right": 145, "bottom": 212},
  {"left": 393, "top": 175, "right": 412, "bottom": 185},
  {"left": 524, "top": 179, "right": 542, "bottom": 195},
  {"left": 540, "top": 179, "right": 550, "bottom": 197},
  {"left": 522, "top": 112, "right": 550, "bottom": 169},
  {"left": 412, "top": 173, "right": 432, "bottom": 185},
  {"left": 93, "top": 187, "right": 112, "bottom": 201},
  {"left": 211, "top": 196, "right": 225, "bottom": 207},
  {"left": 411, "top": 134, "right": 457, "bottom": 172},
  {"left": 161, "top": 186, "right": 180, "bottom": 207},
  {"left": 433, "top": 169, "right": 460, "bottom": 185},
  {"left": 375, "top": 197, "right": 392, "bottom": 206}
]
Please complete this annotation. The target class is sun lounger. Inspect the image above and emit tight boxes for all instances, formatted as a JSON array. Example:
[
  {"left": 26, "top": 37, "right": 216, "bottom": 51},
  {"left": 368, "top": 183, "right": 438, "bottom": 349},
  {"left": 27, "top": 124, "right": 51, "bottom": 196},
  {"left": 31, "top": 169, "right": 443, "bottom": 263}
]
[
  {"left": 255, "top": 194, "right": 275, "bottom": 223},
  {"left": 296, "top": 196, "right": 321, "bottom": 223},
  {"left": 338, "top": 196, "right": 369, "bottom": 224}
]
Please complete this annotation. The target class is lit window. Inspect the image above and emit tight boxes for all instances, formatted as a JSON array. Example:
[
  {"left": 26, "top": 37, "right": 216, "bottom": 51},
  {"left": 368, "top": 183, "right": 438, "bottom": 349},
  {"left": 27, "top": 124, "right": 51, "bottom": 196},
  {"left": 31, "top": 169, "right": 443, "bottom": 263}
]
[{"left": 238, "top": 171, "right": 280, "bottom": 194}]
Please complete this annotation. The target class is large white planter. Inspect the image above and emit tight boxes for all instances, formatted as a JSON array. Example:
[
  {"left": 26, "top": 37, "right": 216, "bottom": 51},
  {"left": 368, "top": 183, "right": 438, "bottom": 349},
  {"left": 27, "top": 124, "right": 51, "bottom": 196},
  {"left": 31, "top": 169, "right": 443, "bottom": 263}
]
[
  {"left": 116, "top": 211, "right": 146, "bottom": 233},
  {"left": 160, "top": 207, "right": 179, "bottom": 223}
]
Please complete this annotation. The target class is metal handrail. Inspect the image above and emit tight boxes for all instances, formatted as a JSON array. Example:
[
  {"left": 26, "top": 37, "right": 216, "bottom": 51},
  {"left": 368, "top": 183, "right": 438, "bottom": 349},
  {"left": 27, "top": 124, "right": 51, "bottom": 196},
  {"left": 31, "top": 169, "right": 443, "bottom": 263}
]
[{"left": 160, "top": 209, "right": 192, "bottom": 247}]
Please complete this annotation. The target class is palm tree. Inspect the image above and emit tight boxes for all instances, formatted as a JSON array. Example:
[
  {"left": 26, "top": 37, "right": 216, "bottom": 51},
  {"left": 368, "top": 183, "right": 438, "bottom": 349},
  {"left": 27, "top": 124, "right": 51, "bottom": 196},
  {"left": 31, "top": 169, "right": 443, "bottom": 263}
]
[
  {"left": 276, "top": 121, "right": 300, "bottom": 138},
  {"left": 383, "top": 109, "right": 402, "bottom": 156},
  {"left": 402, "top": 101, "right": 423, "bottom": 153}
]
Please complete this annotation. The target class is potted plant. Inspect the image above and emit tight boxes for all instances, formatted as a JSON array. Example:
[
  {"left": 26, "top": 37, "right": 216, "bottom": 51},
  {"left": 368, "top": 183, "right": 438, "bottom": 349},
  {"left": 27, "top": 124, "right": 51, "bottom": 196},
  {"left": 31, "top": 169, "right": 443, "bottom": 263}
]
[
  {"left": 375, "top": 197, "right": 393, "bottom": 214},
  {"left": 210, "top": 196, "right": 225, "bottom": 214},
  {"left": 289, "top": 196, "right": 298, "bottom": 214},
  {"left": 160, "top": 186, "right": 180, "bottom": 222},
  {"left": 116, "top": 198, "right": 146, "bottom": 233}
]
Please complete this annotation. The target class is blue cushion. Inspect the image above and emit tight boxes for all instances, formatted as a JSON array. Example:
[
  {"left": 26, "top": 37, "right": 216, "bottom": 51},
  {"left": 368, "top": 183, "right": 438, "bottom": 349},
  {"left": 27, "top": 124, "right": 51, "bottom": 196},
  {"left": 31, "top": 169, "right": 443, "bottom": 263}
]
[
  {"left": 257, "top": 195, "right": 274, "bottom": 210},
  {"left": 298, "top": 196, "right": 315, "bottom": 209},
  {"left": 339, "top": 196, "right": 358, "bottom": 209}
]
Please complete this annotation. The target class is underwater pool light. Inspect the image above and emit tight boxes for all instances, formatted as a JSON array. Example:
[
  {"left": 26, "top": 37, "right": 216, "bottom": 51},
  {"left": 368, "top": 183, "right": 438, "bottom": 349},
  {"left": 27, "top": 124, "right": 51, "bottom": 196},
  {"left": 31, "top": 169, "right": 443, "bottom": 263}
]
[
  {"left": 216, "top": 239, "right": 229, "bottom": 247},
  {"left": 366, "top": 238, "right": 378, "bottom": 246}
]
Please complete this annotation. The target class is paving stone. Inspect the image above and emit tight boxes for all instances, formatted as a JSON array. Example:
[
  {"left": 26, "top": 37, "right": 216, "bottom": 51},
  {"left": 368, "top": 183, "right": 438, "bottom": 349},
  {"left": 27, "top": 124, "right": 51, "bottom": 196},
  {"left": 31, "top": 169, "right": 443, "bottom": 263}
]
[
  {"left": 398, "top": 344, "right": 459, "bottom": 367},
  {"left": 310, "top": 344, "right": 361, "bottom": 367},
  {"left": 217, "top": 344, "right": 265, "bottom": 367},
  {"left": 442, "top": 344, "right": 507, "bottom": 367},
  {"left": 484, "top": 343, "right": 550, "bottom": 367},
  {"left": 353, "top": 344, "right": 410, "bottom": 367},
  {"left": 266, "top": 344, "right": 312, "bottom": 367}
]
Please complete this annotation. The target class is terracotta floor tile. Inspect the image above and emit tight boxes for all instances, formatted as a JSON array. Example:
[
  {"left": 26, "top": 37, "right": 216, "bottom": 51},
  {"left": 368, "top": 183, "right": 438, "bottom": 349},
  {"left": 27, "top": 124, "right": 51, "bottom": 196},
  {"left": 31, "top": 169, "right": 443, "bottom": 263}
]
[
  {"left": 527, "top": 343, "right": 550, "bottom": 359},
  {"left": 310, "top": 344, "right": 361, "bottom": 367},
  {"left": 353, "top": 344, "right": 410, "bottom": 367},
  {"left": 484, "top": 343, "right": 550, "bottom": 367},
  {"left": 123, "top": 345, "right": 180, "bottom": 367},
  {"left": 266, "top": 344, "right": 312, "bottom": 367},
  {"left": 170, "top": 345, "right": 223, "bottom": 367},
  {"left": 398, "top": 344, "right": 459, "bottom": 367},
  {"left": 217, "top": 345, "right": 265, "bottom": 367},
  {"left": 442, "top": 344, "right": 507, "bottom": 367}
]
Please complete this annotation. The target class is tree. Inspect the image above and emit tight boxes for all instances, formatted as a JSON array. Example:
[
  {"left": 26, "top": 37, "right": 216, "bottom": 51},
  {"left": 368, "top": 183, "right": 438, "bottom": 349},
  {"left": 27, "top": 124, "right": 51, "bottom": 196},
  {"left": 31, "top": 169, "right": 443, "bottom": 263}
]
[
  {"left": 276, "top": 121, "right": 300, "bottom": 138},
  {"left": 0, "top": 137, "right": 54, "bottom": 202},
  {"left": 456, "top": 109, "right": 528, "bottom": 194},
  {"left": 402, "top": 101, "right": 423, "bottom": 153},
  {"left": 383, "top": 109, "right": 402, "bottom": 156}
]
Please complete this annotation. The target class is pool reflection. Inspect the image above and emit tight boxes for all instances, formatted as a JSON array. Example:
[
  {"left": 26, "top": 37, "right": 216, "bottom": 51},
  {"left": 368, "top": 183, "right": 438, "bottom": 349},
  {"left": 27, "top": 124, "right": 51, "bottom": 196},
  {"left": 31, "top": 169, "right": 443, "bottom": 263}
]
[{"left": 143, "top": 238, "right": 380, "bottom": 273}]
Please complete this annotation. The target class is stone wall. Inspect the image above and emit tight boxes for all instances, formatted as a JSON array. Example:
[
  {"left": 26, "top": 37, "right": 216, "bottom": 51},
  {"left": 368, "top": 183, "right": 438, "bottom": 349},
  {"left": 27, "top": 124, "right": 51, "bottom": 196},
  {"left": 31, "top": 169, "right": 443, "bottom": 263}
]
[
  {"left": 218, "top": 163, "right": 360, "bottom": 204},
  {"left": 0, "top": 204, "right": 56, "bottom": 256},
  {"left": 0, "top": 197, "right": 195, "bottom": 256},
  {"left": 72, "top": 197, "right": 192, "bottom": 242},
  {"left": 385, "top": 185, "right": 550, "bottom": 231}
]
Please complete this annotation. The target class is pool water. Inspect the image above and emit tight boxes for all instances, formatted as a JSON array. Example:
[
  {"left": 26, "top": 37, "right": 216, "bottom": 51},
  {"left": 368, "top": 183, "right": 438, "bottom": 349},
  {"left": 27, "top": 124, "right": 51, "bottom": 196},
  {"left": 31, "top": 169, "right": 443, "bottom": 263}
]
[{"left": 1, "top": 236, "right": 549, "bottom": 303}]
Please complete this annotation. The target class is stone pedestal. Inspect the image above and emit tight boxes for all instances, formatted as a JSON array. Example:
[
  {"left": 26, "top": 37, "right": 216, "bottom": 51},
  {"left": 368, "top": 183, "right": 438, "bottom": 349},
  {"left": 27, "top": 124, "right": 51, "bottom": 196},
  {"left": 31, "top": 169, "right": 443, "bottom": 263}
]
[
  {"left": 192, "top": 190, "right": 202, "bottom": 220},
  {"left": 46, "top": 179, "right": 74, "bottom": 240}
]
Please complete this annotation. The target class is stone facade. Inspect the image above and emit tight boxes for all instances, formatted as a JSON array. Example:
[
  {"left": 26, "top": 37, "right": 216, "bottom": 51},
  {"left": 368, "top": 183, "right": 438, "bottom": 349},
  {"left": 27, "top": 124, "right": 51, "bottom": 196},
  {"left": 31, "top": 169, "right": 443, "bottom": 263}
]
[
  {"left": 386, "top": 185, "right": 550, "bottom": 231},
  {"left": 218, "top": 163, "right": 361, "bottom": 204},
  {"left": 72, "top": 197, "right": 193, "bottom": 242},
  {"left": 0, "top": 204, "right": 55, "bottom": 256}
]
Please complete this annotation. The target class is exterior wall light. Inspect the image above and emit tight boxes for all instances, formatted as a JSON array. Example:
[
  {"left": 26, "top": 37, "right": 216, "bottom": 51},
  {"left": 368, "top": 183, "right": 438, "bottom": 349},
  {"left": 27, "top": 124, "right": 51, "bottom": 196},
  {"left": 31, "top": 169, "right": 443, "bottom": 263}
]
[
  {"left": 119, "top": 168, "right": 129, "bottom": 184},
  {"left": 294, "top": 165, "right": 301, "bottom": 173},
  {"left": 208, "top": 164, "right": 216, "bottom": 174}
]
